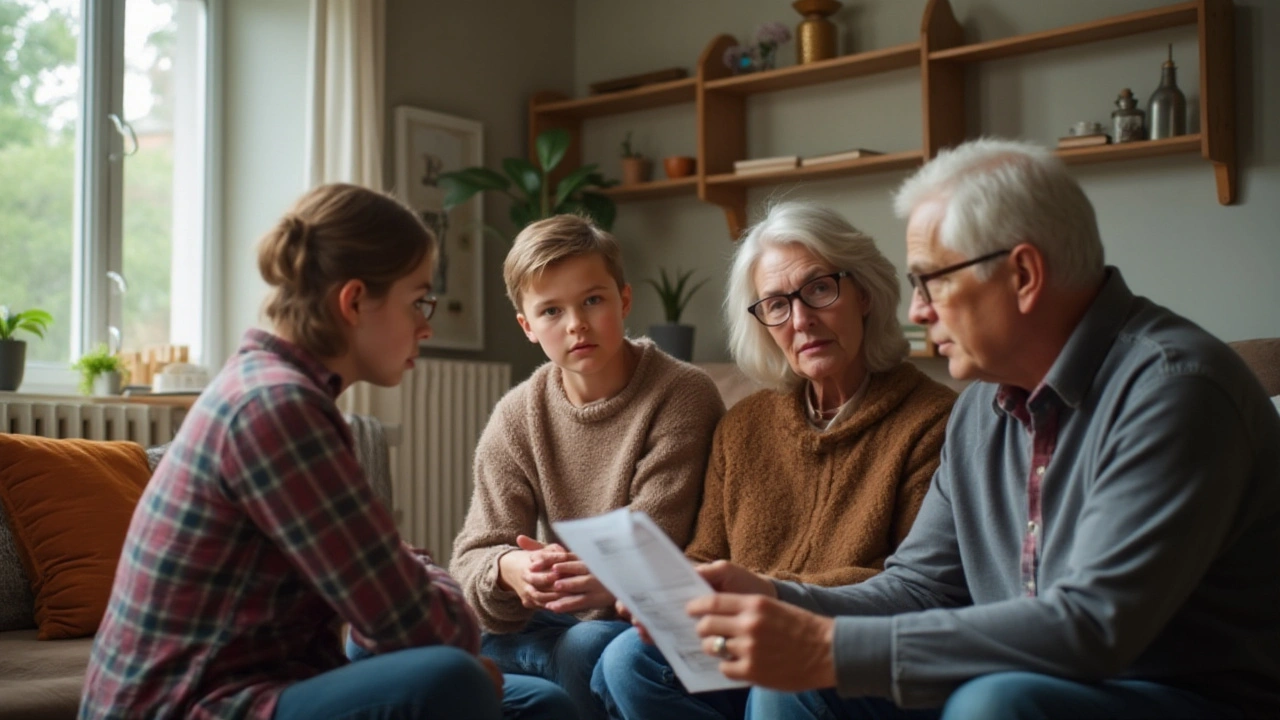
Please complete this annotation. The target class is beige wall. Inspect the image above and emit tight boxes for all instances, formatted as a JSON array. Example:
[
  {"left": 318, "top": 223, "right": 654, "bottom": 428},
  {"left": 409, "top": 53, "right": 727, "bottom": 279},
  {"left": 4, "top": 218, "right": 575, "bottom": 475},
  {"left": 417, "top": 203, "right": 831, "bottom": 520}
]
[
  {"left": 383, "top": 0, "right": 575, "bottom": 381},
  {"left": 220, "top": 0, "right": 575, "bottom": 379},
  {"left": 221, "top": 0, "right": 312, "bottom": 359},
  {"left": 575, "top": 0, "right": 1280, "bottom": 368},
  {"left": 220, "top": 1, "right": 1278, "bottom": 381}
]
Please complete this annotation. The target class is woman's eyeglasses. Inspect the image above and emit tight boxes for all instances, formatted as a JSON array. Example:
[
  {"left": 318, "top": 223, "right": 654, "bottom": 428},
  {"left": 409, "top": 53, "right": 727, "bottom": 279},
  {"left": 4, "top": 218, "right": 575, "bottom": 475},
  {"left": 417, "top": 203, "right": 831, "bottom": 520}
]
[{"left": 748, "top": 271, "right": 851, "bottom": 327}]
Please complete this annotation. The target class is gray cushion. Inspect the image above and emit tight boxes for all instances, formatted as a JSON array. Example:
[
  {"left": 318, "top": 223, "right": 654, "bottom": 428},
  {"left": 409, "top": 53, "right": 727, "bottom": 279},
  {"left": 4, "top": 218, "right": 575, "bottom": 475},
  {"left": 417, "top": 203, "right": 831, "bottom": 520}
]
[
  {"left": 0, "top": 503, "right": 36, "bottom": 632},
  {"left": 145, "top": 442, "right": 171, "bottom": 473}
]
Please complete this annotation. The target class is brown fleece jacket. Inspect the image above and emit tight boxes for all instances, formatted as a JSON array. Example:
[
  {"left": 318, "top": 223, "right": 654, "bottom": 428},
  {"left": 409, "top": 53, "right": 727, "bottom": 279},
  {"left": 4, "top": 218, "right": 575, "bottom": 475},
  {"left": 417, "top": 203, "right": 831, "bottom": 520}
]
[
  {"left": 685, "top": 362, "right": 955, "bottom": 587},
  {"left": 450, "top": 339, "right": 726, "bottom": 633}
]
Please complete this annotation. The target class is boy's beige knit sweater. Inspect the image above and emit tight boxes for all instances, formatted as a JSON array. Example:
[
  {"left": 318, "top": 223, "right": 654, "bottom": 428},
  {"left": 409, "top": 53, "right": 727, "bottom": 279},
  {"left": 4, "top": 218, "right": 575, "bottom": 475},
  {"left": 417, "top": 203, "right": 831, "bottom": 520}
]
[
  {"left": 686, "top": 362, "right": 956, "bottom": 587},
  {"left": 450, "top": 339, "right": 725, "bottom": 633}
]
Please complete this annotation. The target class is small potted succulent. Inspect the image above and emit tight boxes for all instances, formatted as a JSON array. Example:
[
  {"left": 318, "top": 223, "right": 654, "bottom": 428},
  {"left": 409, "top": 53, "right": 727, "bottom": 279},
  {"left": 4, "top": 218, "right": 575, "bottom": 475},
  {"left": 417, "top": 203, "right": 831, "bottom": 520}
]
[
  {"left": 72, "top": 344, "right": 127, "bottom": 396},
  {"left": 0, "top": 306, "right": 53, "bottom": 391},
  {"left": 644, "top": 268, "right": 708, "bottom": 361},
  {"left": 620, "top": 131, "right": 652, "bottom": 186}
]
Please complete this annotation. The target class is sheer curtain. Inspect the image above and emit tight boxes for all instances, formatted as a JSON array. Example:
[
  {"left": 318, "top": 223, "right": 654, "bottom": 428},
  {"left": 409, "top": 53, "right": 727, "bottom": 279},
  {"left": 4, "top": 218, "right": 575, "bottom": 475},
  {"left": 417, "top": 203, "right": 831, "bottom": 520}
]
[
  {"left": 305, "top": 0, "right": 397, "bottom": 420},
  {"left": 306, "top": 0, "right": 385, "bottom": 189}
]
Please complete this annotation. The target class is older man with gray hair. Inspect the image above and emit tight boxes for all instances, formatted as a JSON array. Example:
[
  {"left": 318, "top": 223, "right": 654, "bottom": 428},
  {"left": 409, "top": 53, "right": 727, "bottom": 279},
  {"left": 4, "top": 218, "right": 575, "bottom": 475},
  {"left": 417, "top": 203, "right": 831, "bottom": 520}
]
[{"left": 680, "top": 138, "right": 1280, "bottom": 719}]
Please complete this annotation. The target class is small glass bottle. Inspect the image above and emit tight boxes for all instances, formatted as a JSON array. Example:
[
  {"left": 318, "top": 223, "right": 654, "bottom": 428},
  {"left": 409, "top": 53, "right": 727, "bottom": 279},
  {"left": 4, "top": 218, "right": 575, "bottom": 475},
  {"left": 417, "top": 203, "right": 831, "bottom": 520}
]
[
  {"left": 1112, "top": 88, "right": 1145, "bottom": 143},
  {"left": 1148, "top": 44, "right": 1187, "bottom": 139}
]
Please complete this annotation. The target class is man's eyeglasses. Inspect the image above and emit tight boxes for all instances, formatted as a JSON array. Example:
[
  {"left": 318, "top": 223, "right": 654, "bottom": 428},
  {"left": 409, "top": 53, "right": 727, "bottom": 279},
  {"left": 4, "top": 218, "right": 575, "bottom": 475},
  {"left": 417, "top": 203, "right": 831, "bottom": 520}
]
[
  {"left": 414, "top": 297, "right": 438, "bottom": 321},
  {"left": 906, "top": 249, "right": 1011, "bottom": 305},
  {"left": 748, "top": 271, "right": 851, "bottom": 327}
]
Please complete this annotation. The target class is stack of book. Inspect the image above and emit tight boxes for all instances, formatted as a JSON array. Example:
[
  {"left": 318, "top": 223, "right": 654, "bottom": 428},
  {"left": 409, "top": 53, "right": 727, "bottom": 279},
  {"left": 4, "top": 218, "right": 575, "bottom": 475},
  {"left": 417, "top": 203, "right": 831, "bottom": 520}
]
[
  {"left": 1056, "top": 133, "right": 1111, "bottom": 149},
  {"left": 800, "top": 148, "right": 883, "bottom": 167},
  {"left": 903, "top": 323, "right": 928, "bottom": 353},
  {"left": 733, "top": 155, "right": 799, "bottom": 175}
]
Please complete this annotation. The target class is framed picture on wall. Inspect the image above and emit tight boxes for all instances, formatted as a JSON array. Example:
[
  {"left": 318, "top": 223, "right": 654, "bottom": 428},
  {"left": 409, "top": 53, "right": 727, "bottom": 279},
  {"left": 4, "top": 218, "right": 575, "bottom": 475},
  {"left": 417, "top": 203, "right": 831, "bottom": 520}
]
[{"left": 393, "top": 106, "right": 485, "bottom": 351}]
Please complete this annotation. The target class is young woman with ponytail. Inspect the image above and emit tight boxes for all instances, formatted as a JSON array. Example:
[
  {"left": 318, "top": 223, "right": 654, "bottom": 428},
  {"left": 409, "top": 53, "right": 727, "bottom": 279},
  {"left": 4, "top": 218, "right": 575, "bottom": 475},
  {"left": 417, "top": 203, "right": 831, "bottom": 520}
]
[{"left": 80, "top": 184, "right": 576, "bottom": 720}]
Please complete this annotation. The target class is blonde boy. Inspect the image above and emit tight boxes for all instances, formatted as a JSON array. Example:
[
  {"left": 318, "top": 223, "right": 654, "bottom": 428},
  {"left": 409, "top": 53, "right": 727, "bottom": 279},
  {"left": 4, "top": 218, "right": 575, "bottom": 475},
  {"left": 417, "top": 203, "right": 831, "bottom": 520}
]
[{"left": 450, "top": 214, "right": 725, "bottom": 720}]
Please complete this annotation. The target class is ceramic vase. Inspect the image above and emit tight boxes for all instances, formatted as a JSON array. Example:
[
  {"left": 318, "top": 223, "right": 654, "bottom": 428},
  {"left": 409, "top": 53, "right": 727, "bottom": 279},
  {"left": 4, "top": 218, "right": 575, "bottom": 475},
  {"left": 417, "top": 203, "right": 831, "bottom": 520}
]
[
  {"left": 621, "top": 156, "right": 653, "bottom": 185},
  {"left": 794, "top": 0, "right": 842, "bottom": 65}
]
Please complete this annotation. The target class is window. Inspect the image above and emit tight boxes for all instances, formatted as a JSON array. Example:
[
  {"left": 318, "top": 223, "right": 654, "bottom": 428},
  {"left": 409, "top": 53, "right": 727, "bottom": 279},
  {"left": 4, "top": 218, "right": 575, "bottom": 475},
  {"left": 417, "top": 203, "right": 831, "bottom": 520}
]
[{"left": 0, "top": 0, "right": 213, "bottom": 392}]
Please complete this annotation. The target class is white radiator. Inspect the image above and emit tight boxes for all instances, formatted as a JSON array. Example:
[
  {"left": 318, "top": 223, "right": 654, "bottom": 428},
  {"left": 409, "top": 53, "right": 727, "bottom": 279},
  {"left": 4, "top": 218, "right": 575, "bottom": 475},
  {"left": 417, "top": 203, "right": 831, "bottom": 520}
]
[
  {"left": 395, "top": 359, "right": 511, "bottom": 561},
  {"left": 0, "top": 394, "right": 185, "bottom": 446}
]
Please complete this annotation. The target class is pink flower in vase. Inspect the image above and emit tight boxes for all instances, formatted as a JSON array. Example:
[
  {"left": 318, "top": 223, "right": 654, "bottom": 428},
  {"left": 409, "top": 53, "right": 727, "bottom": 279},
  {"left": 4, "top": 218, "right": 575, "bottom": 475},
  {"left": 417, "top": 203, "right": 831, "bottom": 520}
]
[{"left": 755, "top": 21, "right": 792, "bottom": 69}]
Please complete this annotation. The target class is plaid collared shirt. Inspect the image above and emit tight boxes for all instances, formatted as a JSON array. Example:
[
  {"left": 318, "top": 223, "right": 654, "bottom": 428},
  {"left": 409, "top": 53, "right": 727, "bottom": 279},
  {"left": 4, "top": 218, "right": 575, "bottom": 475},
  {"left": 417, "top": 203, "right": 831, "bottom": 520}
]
[{"left": 80, "top": 330, "right": 480, "bottom": 720}]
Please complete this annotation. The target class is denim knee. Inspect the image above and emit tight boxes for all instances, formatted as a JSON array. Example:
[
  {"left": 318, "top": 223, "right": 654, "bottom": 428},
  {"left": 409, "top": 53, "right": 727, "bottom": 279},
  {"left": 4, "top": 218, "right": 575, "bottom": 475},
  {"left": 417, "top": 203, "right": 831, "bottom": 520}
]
[
  {"left": 746, "top": 688, "right": 820, "bottom": 720},
  {"left": 942, "top": 672, "right": 1046, "bottom": 720},
  {"left": 402, "top": 646, "right": 495, "bottom": 702},
  {"left": 559, "top": 620, "right": 630, "bottom": 675},
  {"left": 597, "top": 627, "right": 667, "bottom": 688}
]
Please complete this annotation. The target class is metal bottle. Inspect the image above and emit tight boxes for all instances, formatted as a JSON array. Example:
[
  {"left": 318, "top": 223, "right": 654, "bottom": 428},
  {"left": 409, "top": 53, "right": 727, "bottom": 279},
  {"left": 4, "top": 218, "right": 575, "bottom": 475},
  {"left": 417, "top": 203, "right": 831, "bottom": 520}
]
[
  {"left": 1112, "top": 88, "right": 1145, "bottom": 143},
  {"left": 1147, "top": 44, "right": 1186, "bottom": 139}
]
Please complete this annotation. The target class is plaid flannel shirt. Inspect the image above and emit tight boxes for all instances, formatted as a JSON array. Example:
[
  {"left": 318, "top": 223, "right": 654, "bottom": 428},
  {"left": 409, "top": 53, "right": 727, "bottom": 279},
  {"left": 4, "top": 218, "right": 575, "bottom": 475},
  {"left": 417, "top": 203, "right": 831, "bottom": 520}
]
[{"left": 80, "top": 329, "right": 480, "bottom": 720}]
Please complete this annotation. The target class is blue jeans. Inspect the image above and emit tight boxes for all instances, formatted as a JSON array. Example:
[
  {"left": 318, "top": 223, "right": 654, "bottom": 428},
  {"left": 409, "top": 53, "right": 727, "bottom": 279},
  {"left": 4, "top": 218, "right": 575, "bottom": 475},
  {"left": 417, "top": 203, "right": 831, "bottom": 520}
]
[
  {"left": 747, "top": 671, "right": 1246, "bottom": 720},
  {"left": 481, "top": 610, "right": 631, "bottom": 720},
  {"left": 591, "top": 626, "right": 750, "bottom": 720},
  {"left": 342, "top": 637, "right": 577, "bottom": 720}
]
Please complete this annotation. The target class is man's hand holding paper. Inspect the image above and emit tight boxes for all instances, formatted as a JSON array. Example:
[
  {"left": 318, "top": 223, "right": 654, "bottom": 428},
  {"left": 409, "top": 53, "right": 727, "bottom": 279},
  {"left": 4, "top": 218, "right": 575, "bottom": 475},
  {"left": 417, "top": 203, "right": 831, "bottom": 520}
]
[{"left": 552, "top": 509, "right": 751, "bottom": 693}]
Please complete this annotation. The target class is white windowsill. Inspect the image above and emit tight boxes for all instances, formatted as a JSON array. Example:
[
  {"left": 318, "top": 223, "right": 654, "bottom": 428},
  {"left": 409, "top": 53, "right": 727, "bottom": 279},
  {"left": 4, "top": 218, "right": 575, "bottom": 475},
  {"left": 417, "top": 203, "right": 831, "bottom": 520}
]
[{"left": 10, "top": 363, "right": 79, "bottom": 396}]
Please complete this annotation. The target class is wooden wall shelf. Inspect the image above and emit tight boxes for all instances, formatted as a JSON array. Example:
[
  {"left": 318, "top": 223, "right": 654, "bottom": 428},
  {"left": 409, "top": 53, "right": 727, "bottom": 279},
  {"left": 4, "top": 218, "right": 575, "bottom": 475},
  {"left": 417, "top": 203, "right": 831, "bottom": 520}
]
[
  {"left": 705, "top": 150, "right": 926, "bottom": 188},
  {"left": 703, "top": 42, "right": 921, "bottom": 95},
  {"left": 599, "top": 176, "right": 697, "bottom": 201},
  {"left": 527, "top": 0, "right": 1237, "bottom": 357},
  {"left": 533, "top": 77, "right": 697, "bottom": 119},
  {"left": 1056, "top": 134, "right": 1202, "bottom": 165},
  {"left": 528, "top": 0, "right": 1235, "bottom": 234},
  {"left": 928, "top": 2, "right": 1199, "bottom": 63}
]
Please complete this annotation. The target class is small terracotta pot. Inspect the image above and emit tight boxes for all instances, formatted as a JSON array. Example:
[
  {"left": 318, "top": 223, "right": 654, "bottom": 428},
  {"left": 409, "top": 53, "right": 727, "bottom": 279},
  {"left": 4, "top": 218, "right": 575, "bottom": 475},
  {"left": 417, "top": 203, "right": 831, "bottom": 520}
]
[
  {"left": 663, "top": 155, "right": 696, "bottom": 179},
  {"left": 621, "top": 156, "right": 653, "bottom": 185}
]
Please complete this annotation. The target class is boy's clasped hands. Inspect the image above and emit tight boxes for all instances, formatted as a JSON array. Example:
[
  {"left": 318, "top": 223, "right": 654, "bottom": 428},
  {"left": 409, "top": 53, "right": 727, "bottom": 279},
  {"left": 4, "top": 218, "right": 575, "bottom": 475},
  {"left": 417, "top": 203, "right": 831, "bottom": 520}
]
[{"left": 498, "top": 535, "right": 616, "bottom": 614}]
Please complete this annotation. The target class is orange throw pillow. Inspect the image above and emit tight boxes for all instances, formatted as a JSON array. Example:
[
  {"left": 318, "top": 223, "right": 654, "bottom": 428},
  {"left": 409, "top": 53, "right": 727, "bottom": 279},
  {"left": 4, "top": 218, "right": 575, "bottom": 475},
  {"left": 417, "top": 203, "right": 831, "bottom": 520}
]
[{"left": 0, "top": 434, "right": 150, "bottom": 640}]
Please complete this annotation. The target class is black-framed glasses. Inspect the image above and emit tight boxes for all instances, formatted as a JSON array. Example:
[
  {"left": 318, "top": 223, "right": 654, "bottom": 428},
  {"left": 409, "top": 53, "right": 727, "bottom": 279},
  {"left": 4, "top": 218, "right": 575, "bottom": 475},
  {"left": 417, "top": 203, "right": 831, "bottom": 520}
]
[
  {"left": 414, "top": 297, "right": 438, "bottom": 321},
  {"left": 748, "top": 271, "right": 851, "bottom": 327},
  {"left": 906, "top": 249, "right": 1011, "bottom": 305}
]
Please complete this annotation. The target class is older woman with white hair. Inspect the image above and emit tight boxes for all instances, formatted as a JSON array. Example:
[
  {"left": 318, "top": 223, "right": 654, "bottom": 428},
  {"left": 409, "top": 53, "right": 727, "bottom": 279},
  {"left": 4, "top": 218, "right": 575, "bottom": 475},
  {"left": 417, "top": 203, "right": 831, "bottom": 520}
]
[{"left": 590, "top": 201, "right": 957, "bottom": 720}]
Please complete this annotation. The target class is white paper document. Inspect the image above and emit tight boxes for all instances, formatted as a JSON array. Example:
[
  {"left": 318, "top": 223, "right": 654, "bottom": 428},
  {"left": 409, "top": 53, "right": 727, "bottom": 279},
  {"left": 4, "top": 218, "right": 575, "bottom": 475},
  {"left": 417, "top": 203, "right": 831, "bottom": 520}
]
[{"left": 552, "top": 509, "right": 750, "bottom": 694}]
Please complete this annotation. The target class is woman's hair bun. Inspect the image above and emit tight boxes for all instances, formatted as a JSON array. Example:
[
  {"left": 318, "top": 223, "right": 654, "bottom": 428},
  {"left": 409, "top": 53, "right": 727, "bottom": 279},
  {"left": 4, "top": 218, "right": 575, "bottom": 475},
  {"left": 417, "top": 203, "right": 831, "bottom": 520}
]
[{"left": 259, "top": 214, "right": 311, "bottom": 288}]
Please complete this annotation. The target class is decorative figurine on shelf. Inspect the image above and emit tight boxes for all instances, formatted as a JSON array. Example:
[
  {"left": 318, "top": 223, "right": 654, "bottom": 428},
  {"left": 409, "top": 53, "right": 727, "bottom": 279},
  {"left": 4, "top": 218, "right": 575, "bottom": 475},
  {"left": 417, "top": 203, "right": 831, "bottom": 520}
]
[
  {"left": 793, "top": 0, "right": 842, "bottom": 64},
  {"left": 1112, "top": 88, "right": 1146, "bottom": 143},
  {"left": 723, "top": 21, "right": 793, "bottom": 74},
  {"left": 1148, "top": 44, "right": 1187, "bottom": 139}
]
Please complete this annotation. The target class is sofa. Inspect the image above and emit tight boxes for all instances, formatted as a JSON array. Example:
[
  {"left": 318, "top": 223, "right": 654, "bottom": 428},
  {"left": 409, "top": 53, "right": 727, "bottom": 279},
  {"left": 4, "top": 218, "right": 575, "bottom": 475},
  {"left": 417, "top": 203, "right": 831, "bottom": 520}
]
[
  {"left": 2, "top": 342, "right": 1276, "bottom": 719},
  {"left": 0, "top": 415, "right": 391, "bottom": 720}
]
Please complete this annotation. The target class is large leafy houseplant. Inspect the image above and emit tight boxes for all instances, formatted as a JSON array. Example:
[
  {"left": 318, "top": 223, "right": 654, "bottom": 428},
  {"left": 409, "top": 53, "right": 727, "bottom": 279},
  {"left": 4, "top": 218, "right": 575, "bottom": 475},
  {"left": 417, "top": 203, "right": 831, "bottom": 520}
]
[{"left": 438, "top": 128, "right": 617, "bottom": 235}]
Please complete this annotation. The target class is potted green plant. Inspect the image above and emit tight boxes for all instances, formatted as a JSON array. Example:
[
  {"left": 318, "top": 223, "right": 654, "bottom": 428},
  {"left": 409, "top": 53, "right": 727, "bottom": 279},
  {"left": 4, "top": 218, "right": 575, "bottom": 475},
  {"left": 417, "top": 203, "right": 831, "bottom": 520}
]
[
  {"left": 644, "top": 268, "right": 708, "bottom": 361},
  {"left": 438, "top": 127, "right": 617, "bottom": 236},
  {"left": 0, "top": 306, "right": 53, "bottom": 391},
  {"left": 620, "top": 131, "right": 652, "bottom": 186},
  {"left": 72, "top": 344, "right": 127, "bottom": 396}
]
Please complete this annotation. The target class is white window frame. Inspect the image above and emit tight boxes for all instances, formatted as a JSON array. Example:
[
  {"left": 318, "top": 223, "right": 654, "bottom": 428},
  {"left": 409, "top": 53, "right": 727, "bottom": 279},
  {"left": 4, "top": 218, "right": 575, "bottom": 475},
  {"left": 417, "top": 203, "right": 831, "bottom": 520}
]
[{"left": 21, "top": 0, "right": 221, "bottom": 394}]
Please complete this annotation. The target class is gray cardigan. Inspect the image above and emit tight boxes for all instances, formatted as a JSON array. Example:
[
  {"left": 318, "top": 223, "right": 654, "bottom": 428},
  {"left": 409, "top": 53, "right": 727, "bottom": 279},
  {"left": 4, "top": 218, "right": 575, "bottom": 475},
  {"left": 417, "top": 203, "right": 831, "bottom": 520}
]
[{"left": 775, "top": 268, "right": 1280, "bottom": 716}]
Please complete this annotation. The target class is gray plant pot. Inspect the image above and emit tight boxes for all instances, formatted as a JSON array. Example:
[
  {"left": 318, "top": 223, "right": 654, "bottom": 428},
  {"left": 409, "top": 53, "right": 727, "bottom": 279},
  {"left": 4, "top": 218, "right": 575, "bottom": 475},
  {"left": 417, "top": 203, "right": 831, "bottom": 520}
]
[
  {"left": 649, "top": 323, "right": 694, "bottom": 362},
  {"left": 92, "top": 370, "right": 123, "bottom": 397},
  {"left": 0, "top": 339, "right": 26, "bottom": 391}
]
